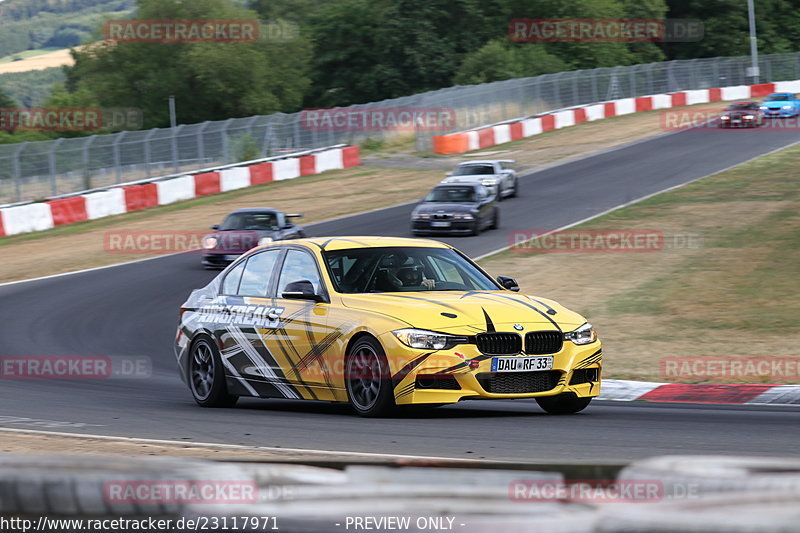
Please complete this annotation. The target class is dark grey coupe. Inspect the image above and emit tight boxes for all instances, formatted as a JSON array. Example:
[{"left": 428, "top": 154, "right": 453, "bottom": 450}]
[{"left": 411, "top": 183, "right": 498, "bottom": 236}]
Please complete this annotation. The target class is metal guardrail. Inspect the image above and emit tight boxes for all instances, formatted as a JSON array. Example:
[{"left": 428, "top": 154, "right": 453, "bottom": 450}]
[{"left": 4, "top": 51, "right": 800, "bottom": 204}]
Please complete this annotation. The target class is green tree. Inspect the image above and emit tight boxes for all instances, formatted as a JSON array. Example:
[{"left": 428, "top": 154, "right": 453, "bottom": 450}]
[
  {"left": 454, "top": 39, "right": 568, "bottom": 85},
  {"left": 57, "top": 0, "right": 312, "bottom": 128}
]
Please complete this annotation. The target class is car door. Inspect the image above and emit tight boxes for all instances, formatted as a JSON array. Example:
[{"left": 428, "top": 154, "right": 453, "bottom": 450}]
[
  {"left": 270, "top": 247, "right": 339, "bottom": 400},
  {"left": 215, "top": 248, "right": 296, "bottom": 399}
]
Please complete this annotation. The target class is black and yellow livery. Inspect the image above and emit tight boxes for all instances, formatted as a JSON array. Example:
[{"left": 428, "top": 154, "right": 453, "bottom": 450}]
[{"left": 175, "top": 237, "right": 601, "bottom": 416}]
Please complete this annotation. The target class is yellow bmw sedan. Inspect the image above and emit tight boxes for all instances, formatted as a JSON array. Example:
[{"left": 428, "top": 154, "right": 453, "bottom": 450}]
[{"left": 175, "top": 236, "right": 601, "bottom": 417}]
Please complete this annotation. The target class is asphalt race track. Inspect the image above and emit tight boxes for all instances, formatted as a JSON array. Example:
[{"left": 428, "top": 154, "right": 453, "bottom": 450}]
[{"left": 1, "top": 126, "right": 800, "bottom": 462}]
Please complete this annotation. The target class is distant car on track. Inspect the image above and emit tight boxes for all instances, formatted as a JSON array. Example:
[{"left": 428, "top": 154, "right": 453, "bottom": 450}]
[
  {"left": 441, "top": 160, "right": 518, "bottom": 201},
  {"left": 718, "top": 102, "right": 763, "bottom": 128},
  {"left": 411, "top": 183, "right": 498, "bottom": 236},
  {"left": 202, "top": 208, "right": 305, "bottom": 269},
  {"left": 760, "top": 93, "right": 800, "bottom": 118},
  {"left": 175, "top": 236, "right": 602, "bottom": 417}
]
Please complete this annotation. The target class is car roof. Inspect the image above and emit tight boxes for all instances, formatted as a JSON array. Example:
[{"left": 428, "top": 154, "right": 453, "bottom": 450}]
[
  {"left": 261, "top": 236, "right": 452, "bottom": 252},
  {"left": 766, "top": 93, "right": 793, "bottom": 97},
  {"left": 227, "top": 207, "right": 281, "bottom": 214},
  {"left": 457, "top": 160, "right": 499, "bottom": 165}
]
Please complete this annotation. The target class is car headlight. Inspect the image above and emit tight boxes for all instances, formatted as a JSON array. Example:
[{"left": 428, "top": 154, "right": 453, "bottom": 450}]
[
  {"left": 413, "top": 213, "right": 431, "bottom": 220},
  {"left": 720, "top": 115, "right": 730, "bottom": 120},
  {"left": 453, "top": 214, "right": 474, "bottom": 220},
  {"left": 393, "top": 329, "right": 464, "bottom": 350},
  {"left": 202, "top": 236, "right": 218, "bottom": 250},
  {"left": 783, "top": 105, "right": 792, "bottom": 110},
  {"left": 564, "top": 323, "right": 597, "bottom": 345},
  {"left": 744, "top": 114, "right": 754, "bottom": 119},
  {"left": 258, "top": 237, "right": 273, "bottom": 246}
]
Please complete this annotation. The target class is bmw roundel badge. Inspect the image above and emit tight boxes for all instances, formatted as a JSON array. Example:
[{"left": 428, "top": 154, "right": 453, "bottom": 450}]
[{"left": 513, "top": 324, "right": 524, "bottom": 331}]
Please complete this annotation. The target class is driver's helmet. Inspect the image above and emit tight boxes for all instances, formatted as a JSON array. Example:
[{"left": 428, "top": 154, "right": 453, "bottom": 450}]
[{"left": 396, "top": 266, "right": 423, "bottom": 286}]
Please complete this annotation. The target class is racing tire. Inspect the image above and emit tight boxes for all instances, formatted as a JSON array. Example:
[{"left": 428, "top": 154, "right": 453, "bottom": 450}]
[
  {"left": 189, "top": 336, "right": 238, "bottom": 408},
  {"left": 535, "top": 393, "right": 591, "bottom": 415},
  {"left": 510, "top": 179, "right": 519, "bottom": 198},
  {"left": 470, "top": 221, "right": 481, "bottom": 236},
  {"left": 345, "top": 336, "right": 396, "bottom": 418}
]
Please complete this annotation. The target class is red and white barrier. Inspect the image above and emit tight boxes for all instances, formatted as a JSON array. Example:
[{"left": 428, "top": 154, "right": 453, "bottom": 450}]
[
  {"left": 600, "top": 379, "right": 800, "bottom": 406},
  {"left": 0, "top": 145, "right": 360, "bottom": 237},
  {"left": 432, "top": 81, "right": 795, "bottom": 154}
]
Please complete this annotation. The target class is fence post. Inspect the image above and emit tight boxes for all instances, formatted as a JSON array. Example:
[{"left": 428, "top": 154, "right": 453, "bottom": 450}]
[
  {"left": 197, "top": 121, "right": 210, "bottom": 166},
  {"left": 113, "top": 131, "right": 126, "bottom": 184},
  {"left": 221, "top": 119, "right": 234, "bottom": 164},
  {"left": 143, "top": 129, "right": 158, "bottom": 178},
  {"left": 12, "top": 142, "right": 27, "bottom": 203},
  {"left": 172, "top": 125, "right": 183, "bottom": 174},
  {"left": 49, "top": 138, "right": 64, "bottom": 196},
  {"left": 82, "top": 135, "right": 97, "bottom": 191}
]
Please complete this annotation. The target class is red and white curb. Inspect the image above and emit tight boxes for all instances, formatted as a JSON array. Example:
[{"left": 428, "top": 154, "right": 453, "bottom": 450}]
[
  {"left": 433, "top": 79, "right": 800, "bottom": 154},
  {"left": 0, "top": 144, "right": 360, "bottom": 238},
  {"left": 600, "top": 379, "right": 800, "bottom": 405}
]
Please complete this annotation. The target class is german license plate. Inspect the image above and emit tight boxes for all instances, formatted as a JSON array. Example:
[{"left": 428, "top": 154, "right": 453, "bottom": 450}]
[
  {"left": 431, "top": 221, "right": 451, "bottom": 228},
  {"left": 491, "top": 356, "right": 553, "bottom": 372}
]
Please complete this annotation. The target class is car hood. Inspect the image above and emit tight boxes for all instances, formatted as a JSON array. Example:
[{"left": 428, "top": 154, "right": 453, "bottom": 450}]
[
  {"left": 415, "top": 202, "right": 478, "bottom": 214},
  {"left": 724, "top": 110, "right": 756, "bottom": 116},
  {"left": 763, "top": 101, "right": 792, "bottom": 108},
  {"left": 340, "top": 291, "right": 587, "bottom": 332},
  {"left": 210, "top": 229, "right": 275, "bottom": 252},
  {"left": 444, "top": 175, "right": 500, "bottom": 183}
]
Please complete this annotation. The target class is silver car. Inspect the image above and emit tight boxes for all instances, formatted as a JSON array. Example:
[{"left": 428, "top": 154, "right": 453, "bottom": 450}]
[{"left": 440, "top": 160, "right": 519, "bottom": 201}]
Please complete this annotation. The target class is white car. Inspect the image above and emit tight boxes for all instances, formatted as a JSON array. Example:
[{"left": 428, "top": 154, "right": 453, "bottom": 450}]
[{"left": 441, "top": 160, "right": 518, "bottom": 201}]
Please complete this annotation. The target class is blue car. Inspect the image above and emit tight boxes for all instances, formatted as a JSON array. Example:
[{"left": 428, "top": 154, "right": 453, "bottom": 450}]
[{"left": 760, "top": 93, "right": 800, "bottom": 118}]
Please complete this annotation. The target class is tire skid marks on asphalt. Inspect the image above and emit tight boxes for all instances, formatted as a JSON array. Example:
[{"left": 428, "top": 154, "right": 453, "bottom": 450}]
[{"left": 226, "top": 325, "right": 300, "bottom": 399}]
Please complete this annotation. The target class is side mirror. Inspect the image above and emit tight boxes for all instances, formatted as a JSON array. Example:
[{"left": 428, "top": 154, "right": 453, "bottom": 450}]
[
  {"left": 211, "top": 224, "right": 220, "bottom": 230},
  {"left": 496, "top": 276, "right": 520, "bottom": 292},
  {"left": 282, "top": 280, "right": 323, "bottom": 302}
]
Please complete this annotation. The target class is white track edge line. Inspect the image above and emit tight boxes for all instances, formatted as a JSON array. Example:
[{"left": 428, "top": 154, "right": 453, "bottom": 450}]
[{"left": 0, "top": 427, "right": 501, "bottom": 463}]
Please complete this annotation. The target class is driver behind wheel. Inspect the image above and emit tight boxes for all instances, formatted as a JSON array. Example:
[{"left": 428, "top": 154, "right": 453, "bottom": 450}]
[{"left": 396, "top": 266, "right": 436, "bottom": 289}]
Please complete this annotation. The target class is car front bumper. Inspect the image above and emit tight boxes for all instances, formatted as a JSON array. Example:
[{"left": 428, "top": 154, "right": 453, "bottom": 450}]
[
  {"left": 412, "top": 220, "right": 476, "bottom": 234},
  {"left": 378, "top": 332, "right": 602, "bottom": 405},
  {"left": 201, "top": 252, "right": 242, "bottom": 268},
  {"left": 763, "top": 109, "right": 796, "bottom": 117}
]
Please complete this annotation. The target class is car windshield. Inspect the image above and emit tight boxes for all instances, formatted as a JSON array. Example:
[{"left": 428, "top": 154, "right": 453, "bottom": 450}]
[
  {"left": 765, "top": 94, "right": 792, "bottom": 101},
  {"left": 726, "top": 103, "right": 757, "bottom": 110},
  {"left": 220, "top": 212, "right": 279, "bottom": 231},
  {"left": 454, "top": 164, "right": 495, "bottom": 176},
  {"left": 425, "top": 186, "right": 477, "bottom": 203},
  {"left": 324, "top": 246, "right": 499, "bottom": 293}
]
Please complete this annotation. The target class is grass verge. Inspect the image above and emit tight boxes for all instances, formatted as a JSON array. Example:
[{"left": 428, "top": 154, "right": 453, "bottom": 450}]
[{"left": 479, "top": 143, "right": 800, "bottom": 383}]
